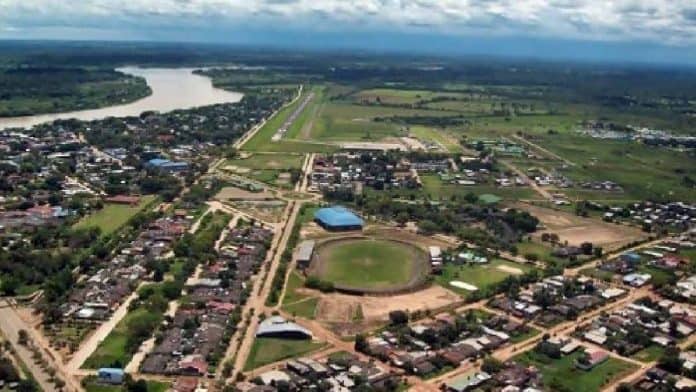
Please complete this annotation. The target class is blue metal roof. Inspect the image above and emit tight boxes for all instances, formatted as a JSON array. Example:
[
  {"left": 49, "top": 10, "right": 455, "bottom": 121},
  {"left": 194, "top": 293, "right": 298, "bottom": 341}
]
[
  {"left": 314, "top": 206, "right": 363, "bottom": 227},
  {"left": 147, "top": 158, "right": 170, "bottom": 166},
  {"left": 98, "top": 368, "right": 124, "bottom": 375}
]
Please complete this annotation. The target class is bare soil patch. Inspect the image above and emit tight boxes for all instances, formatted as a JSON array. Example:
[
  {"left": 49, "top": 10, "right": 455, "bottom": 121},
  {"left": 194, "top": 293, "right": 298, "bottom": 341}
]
[
  {"left": 314, "top": 285, "right": 461, "bottom": 336},
  {"left": 512, "top": 202, "right": 647, "bottom": 250},
  {"left": 214, "top": 186, "right": 275, "bottom": 201}
]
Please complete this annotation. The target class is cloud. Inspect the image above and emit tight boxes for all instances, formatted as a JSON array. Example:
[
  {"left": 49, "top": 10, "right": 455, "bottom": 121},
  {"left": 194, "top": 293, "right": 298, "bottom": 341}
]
[{"left": 0, "top": 0, "right": 695, "bottom": 47}]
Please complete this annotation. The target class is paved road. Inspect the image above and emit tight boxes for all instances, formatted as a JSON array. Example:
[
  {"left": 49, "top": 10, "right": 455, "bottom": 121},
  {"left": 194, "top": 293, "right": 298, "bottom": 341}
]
[{"left": 232, "top": 85, "right": 303, "bottom": 150}]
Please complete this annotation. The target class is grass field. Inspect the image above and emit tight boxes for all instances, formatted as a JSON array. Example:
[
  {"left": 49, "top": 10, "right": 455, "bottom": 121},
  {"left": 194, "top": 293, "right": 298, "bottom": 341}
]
[
  {"left": 283, "top": 298, "right": 319, "bottom": 319},
  {"left": 631, "top": 345, "right": 665, "bottom": 362},
  {"left": 227, "top": 153, "right": 304, "bottom": 170},
  {"left": 244, "top": 338, "right": 326, "bottom": 371},
  {"left": 82, "top": 291, "right": 166, "bottom": 370},
  {"left": 313, "top": 239, "right": 425, "bottom": 290},
  {"left": 515, "top": 350, "right": 638, "bottom": 392},
  {"left": 529, "top": 132, "right": 696, "bottom": 202},
  {"left": 419, "top": 175, "right": 539, "bottom": 201},
  {"left": 515, "top": 240, "right": 565, "bottom": 266},
  {"left": 243, "top": 86, "right": 337, "bottom": 153},
  {"left": 435, "top": 259, "right": 533, "bottom": 297},
  {"left": 83, "top": 376, "right": 168, "bottom": 392},
  {"left": 409, "top": 126, "right": 463, "bottom": 152},
  {"left": 74, "top": 195, "right": 157, "bottom": 236}
]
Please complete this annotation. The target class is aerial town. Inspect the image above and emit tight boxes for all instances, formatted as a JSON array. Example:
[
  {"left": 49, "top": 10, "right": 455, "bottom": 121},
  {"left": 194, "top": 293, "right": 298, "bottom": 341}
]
[{"left": 0, "top": 40, "right": 695, "bottom": 392}]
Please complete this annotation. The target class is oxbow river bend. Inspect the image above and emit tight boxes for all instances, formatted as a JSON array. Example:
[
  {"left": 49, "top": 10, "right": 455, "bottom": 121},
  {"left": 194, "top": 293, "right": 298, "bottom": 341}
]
[{"left": 0, "top": 67, "right": 244, "bottom": 130}]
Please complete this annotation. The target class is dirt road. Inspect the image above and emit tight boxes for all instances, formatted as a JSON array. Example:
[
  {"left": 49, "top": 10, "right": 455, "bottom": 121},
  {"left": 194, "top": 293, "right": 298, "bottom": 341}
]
[{"left": 0, "top": 301, "right": 62, "bottom": 392}]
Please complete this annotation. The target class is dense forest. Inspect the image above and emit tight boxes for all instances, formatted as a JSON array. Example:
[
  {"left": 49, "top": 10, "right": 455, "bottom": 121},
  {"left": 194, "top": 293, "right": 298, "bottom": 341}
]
[{"left": 0, "top": 66, "right": 151, "bottom": 117}]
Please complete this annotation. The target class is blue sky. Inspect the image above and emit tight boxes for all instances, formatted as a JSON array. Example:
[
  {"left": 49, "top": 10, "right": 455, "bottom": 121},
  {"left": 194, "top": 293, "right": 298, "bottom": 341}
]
[{"left": 1, "top": 0, "right": 696, "bottom": 64}]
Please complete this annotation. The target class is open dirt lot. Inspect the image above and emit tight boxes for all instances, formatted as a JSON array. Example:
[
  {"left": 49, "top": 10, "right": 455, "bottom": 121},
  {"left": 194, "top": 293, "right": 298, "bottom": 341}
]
[
  {"left": 215, "top": 186, "right": 276, "bottom": 201},
  {"left": 314, "top": 285, "right": 461, "bottom": 335},
  {"left": 513, "top": 202, "right": 647, "bottom": 250}
]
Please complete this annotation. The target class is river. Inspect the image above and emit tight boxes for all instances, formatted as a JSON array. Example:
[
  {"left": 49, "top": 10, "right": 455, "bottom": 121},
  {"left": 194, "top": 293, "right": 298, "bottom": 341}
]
[{"left": 0, "top": 67, "right": 244, "bottom": 130}]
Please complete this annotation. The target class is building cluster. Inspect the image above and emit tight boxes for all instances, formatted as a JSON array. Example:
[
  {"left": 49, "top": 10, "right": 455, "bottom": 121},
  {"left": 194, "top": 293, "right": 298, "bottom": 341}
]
[
  {"left": 607, "top": 202, "right": 696, "bottom": 231},
  {"left": 62, "top": 212, "right": 194, "bottom": 321},
  {"left": 309, "top": 153, "right": 422, "bottom": 194},
  {"left": 361, "top": 311, "right": 535, "bottom": 378},
  {"left": 631, "top": 366, "right": 696, "bottom": 391},
  {"left": 237, "top": 353, "right": 402, "bottom": 392},
  {"left": 577, "top": 122, "right": 696, "bottom": 148},
  {"left": 444, "top": 361, "right": 542, "bottom": 392},
  {"left": 489, "top": 275, "right": 626, "bottom": 327},
  {"left": 597, "top": 239, "right": 695, "bottom": 287},
  {"left": 140, "top": 224, "right": 273, "bottom": 376},
  {"left": 577, "top": 299, "right": 696, "bottom": 357}
]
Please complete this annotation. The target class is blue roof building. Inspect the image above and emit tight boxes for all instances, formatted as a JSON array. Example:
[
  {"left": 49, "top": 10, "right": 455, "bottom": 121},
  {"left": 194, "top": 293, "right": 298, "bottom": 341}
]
[
  {"left": 146, "top": 158, "right": 189, "bottom": 173},
  {"left": 314, "top": 206, "right": 363, "bottom": 231},
  {"left": 97, "top": 368, "right": 125, "bottom": 385}
]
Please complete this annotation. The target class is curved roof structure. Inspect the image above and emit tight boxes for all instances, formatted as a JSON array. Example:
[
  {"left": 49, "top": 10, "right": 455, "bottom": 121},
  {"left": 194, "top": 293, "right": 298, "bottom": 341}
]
[
  {"left": 256, "top": 316, "right": 312, "bottom": 339},
  {"left": 314, "top": 206, "right": 363, "bottom": 228}
]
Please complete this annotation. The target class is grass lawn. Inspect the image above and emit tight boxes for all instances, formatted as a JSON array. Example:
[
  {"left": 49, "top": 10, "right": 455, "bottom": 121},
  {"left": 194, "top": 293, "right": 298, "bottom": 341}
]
[
  {"left": 82, "top": 305, "right": 164, "bottom": 369},
  {"left": 631, "top": 345, "right": 665, "bottom": 362},
  {"left": 435, "top": 259, "right": 533, "bottom": 297},
  {"left": 83, "top": 377, "right": 169, "bottom": 392},
  {"left": 315, "top": 239, "right": 424, "bottom": 289},
  {"left": 637, "top": 264, "right": 675, "bottom": 286},
  {"left": 244, "top": 338, "right": 326, "bottom": 371},
  {"left": 579, "top": 267, "right": 616, "bottom": 282},
  {"left": 515, "top": 241, "right": 565, "bottom": 266},
  {"left": 282, "top": 271, "right": 311, "bottom": 305},
  {"left": 515, "top": 350, "right": 638, "bottom": 392},
  {"left": 226, "top": 153, "right": 304, "bottom": 170},
  {"left": 282, "top": 298, "right": 319, "bottom": 319},
  {"left": 74, "top": 195, "right": 157, "bottom": 236},
  {"left": 419, "top": 174, "right": 538, "bottom": 201},
  {"left": 409, "top": 126, "right": 463, "bottom": 152}
]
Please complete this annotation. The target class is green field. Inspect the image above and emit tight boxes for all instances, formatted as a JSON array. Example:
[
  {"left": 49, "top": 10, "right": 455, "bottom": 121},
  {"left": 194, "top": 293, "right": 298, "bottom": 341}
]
[
  {"left": 227, "top": 153, "right": 304, "bottom": 170},
  {"left": 282, "top": 297, "right": 319, "bottom": 319},
  {"left": 242, "top": 86, "right": 337, "bottom": 153},
  {"left": 515, "top": 350, "right": 638, "bottom": 392},
  {"left": 435, "top": 259, "right": 533, "bottom": 297},
  {"left": 244, "top": 337, "right": 326, "bottom": 371},
  {"left": 83, "top": 376, "right": 168, "bottom": 392},
  {"left": 314, "top": 239, "right": 425, "bottom": 290},
  {"left": 409, "top": 126, "right": 463, "bottom": 152},
  {"left": 74, "top": 195, "right": 157, "bottom": 236}
]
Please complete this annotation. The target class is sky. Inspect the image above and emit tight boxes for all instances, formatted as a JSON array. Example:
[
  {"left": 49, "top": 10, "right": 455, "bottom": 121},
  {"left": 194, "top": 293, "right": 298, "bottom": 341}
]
[{"left": 1, "top": 0, "right": 696, "bottom": 64}]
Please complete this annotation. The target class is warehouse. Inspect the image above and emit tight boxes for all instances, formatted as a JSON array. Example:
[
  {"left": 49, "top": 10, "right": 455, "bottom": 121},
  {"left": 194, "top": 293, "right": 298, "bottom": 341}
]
[
  {"left": 296, "top": 240, "right": 315, "bottom": 269},
  {"left": 314, "top": 206, "right": 364, "bottom": 231},
  {"left": 256, "top": 316, "right": 313, "bottom": 339}
]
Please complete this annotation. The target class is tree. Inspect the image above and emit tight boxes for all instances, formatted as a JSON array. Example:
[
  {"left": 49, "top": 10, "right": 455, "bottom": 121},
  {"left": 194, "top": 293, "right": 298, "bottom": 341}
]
[
  {"left": 389, "top": 310, "right": 409, "bottom": 326},
  {"left": 580, "top": 242, "right": 593, "bottom": 255},
  {"left": 658, "top": 346, "right": 683, "bottom": 373},
  {"left": 0, "top": 277, "right": 20, "bottom": 296},
  {"left": 17, "top": 329, "right": 29, "bottom": 346},
  {"left": 355, "top": 334, "right": 368, "bottom": 353}
]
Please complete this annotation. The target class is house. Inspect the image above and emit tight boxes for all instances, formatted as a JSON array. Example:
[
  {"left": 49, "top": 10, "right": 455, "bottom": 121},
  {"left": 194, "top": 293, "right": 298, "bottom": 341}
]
[
  {"left": 296, "top": 240, "right": 315, "bottom": 269},
  {"left": 576, "top": 350, "right": 609, "bottom": 370},
  {"left": 97, "top": 368, "right": 125, "bottom": 385},
  {"left": 623, "top": 273, "right": 651, "bottom": 287},
  {"left": 445, "top": 370, "right": 491, "bottom": 392}
]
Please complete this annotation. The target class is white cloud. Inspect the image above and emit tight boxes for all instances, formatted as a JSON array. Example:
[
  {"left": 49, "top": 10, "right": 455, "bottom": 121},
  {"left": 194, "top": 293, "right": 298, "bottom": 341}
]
[{"left": 1, "top": 0, "right": 695, "bottom": 45}]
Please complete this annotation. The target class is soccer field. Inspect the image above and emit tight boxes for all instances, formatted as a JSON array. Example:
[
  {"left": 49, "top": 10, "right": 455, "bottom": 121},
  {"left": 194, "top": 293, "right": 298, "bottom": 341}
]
[{"left": 313, "top": 238, "right": 427, "bottom": 291}]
